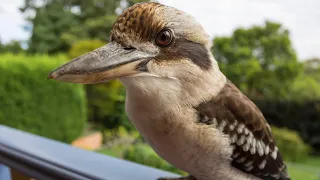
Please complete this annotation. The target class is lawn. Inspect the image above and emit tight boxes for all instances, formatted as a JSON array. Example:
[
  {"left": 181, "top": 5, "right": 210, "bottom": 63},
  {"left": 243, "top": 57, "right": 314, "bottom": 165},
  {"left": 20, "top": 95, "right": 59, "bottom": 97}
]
[
  {"left": 288, "top": 156, "right": 320, "bottom": 180},
  {"left": 304, "top": 156, "right": 320, "bottom": 167},
  {"left": 288, "top": 165, "right": 319, "bottom": 180}
]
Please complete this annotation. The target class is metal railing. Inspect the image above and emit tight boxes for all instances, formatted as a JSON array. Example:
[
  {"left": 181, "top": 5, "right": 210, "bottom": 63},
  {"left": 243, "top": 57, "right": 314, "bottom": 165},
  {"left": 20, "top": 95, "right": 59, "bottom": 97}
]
[{"left": 0, "top": 125, "right": 180, "bottom": 180}]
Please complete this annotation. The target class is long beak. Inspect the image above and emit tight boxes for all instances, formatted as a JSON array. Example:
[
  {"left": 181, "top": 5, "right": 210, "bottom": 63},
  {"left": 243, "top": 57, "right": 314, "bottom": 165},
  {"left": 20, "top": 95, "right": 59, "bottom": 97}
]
[{"left": 48, "top": 42, "right": 156, "bottom": 84}]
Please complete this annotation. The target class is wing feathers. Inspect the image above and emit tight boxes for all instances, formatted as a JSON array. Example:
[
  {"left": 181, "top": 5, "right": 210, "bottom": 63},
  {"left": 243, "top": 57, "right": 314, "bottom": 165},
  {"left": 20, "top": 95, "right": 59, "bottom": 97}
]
[{"left": 195, "top": 80, "right": 290, "bottom": 180}]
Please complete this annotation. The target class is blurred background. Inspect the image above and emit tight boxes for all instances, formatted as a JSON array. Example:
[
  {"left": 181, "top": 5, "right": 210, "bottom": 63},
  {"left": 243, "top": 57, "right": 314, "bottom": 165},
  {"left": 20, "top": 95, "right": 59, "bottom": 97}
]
[{"left": 0, "top": 0, "right": 319, "bottom": 179}]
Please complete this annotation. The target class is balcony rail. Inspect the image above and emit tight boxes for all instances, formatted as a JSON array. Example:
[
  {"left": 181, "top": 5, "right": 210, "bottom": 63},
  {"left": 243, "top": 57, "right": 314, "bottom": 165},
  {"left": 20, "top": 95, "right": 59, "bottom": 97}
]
[{"left": 0, "top": 125, "right": 180, "bottom": 180}]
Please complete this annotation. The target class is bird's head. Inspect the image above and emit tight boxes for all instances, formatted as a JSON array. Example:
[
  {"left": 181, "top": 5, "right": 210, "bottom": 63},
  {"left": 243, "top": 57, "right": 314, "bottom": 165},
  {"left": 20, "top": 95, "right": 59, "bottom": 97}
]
[{"left": 49, "top": 2, "right": 226, "bottom": 101}]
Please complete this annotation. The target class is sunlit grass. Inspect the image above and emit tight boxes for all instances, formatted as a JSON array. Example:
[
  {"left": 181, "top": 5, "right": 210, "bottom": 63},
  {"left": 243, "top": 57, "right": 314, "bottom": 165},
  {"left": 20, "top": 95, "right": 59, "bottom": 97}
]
[
  {"left": 287, "top": 156, "right": 320, "bottom": 180},
  {"left": 288, "top": 165, "right": 319, "bottom": 180},
  {"left": 304, "top": 156, "right": 320, "bottom": 167}
]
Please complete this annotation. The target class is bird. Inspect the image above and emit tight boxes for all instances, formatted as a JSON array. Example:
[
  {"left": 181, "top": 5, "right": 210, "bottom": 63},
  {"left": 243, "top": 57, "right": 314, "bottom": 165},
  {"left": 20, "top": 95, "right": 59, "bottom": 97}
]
[{"left": 48, "top": 2, "right": 290, "bottom": 180}]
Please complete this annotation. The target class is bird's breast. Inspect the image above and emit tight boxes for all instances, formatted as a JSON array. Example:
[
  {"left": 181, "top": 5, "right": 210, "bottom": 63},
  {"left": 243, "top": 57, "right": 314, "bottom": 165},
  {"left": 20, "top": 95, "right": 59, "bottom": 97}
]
[{"left": 124, "top": 91, "right": 247, "bottom": 179}]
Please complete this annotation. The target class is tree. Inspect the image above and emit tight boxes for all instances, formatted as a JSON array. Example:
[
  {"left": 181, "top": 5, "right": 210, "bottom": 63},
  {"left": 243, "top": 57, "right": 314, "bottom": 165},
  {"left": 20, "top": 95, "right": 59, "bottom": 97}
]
[
  {"left": 286, "top": 58, "right": 320, "bottom": 101},
  {"left": 304, "top": 58, "right": 320, "bottom": 82},
  {"left": 20, "top": 0, "right": 147, "bottom": 54},
  {"left": 26, "top": 1, "right": 84, "bottom": 54},
  {"left": 68, "top": 39, "right": 133, "bottom": 131},
  {"left": 212, "top": 21, "right": 302, "bottom": 99},
  {"left": 0, "top": 39, "right": 24, "bottom": 54}
]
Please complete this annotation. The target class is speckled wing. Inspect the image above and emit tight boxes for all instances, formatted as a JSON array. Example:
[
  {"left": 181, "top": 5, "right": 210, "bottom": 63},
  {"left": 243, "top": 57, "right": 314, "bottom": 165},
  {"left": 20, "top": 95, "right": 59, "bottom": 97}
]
[{"left": 195, "top": 80, "right": 290, "bottom": 180}]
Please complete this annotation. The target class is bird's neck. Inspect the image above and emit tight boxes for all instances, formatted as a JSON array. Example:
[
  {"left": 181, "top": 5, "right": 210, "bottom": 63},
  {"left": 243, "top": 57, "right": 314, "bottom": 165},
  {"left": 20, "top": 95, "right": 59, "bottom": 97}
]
[
  {"left": 120, "top": 68, "right": 258, "bottom": 180},
  {"left": 121, "top": 63, "right": 226, "bottom": 113}
]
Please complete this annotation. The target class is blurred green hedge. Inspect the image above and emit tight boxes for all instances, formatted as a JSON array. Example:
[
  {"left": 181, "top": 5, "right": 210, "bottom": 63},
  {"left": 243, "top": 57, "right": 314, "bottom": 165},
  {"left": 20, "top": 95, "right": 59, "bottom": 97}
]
[
  {"left": 272, "top": 126, "right": 310, "bottom": 162},
  {"left": 68, "top": 39, "right": 105, "bottom": 59},
  {"left": 68, "top": 40, "right": 133, "bottom": 131},
  {"left": 0, "top": 53, "right": 87, "bottom": 143},
  {"left": 255, "top": 100, "right": 320, "bottom": 153}
]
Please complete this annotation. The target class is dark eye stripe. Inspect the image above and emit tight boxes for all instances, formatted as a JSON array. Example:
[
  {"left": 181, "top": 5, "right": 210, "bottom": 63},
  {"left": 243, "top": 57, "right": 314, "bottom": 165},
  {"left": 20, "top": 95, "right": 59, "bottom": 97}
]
[
  {"left": 180, "top": 41, "right": 211, "bottom": 70},
  {"left": 158, "top": 39, "right": 212, "bottom": 70}
]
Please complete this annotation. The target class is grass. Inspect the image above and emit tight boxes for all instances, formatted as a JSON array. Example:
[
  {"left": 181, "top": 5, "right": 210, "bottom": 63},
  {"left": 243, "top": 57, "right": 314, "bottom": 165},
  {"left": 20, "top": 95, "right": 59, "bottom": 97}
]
[
  {"left": 304, "top": 156, "right": 320, "bottom": 167},
  {"left": 287, "top": 156, "right": 320, "bottom": 180},
  {"left": 288, "top": 165, "right": 319, "bottom": 180}
]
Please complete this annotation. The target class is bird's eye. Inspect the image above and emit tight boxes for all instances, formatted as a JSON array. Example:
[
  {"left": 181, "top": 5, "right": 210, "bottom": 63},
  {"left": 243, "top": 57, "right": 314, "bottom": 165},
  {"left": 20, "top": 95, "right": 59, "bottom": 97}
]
[{"left": 155, "top": 29, "right": 173, "bottom": 47}]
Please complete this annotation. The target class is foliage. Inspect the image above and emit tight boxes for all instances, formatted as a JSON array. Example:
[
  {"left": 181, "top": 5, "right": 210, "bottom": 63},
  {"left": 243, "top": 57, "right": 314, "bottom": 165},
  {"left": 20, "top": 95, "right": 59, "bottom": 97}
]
[
  {"left": 22, "top": 1, "right": 86, "bottom": 54},
  {"left": 212, "top": 21, "right": 320, "bottom": 152},
  {"left": 20, "top": 0, "right": 148, "bottom": 54},
  {"left": 68, "top": 39, "right": 133, "bottom": 131},
  {"left": 123, "top": 143, "right": 187, "bottom": 175},
  {"left": 212, "top": 21, "right": 303, "bottom": 99},
  {"left": 86, "top": 80, "right": 132, "bottom": 130},
  {"left": 287, "top": 74, "right": 320, "bottom": 101},
  {"left": 284, "top": 59, "right": 320, "bottom": 101},
  {"left": 271, "top": 126, "right": 310, "bottom": 162},
  {"left": 68, "top": 39, "right": 105, "bottom": 58},
  {"left": 97, "top": 126, "right": 140, "bottom": 157},
  {"left": 304, "top": 58, "right": 320, "bottom": 82},
  {"left": 97, "top": 144, "right": 129, "bottom": 157},
  {"left": 103, "top": 126, "right": 139, "bottom": 144},
  {"left": 255, "top": 100, "right": 320, "bottom": 153},
  {"left": 0, "top": 40, "right": 24, "bottom": 54},
  {"left": 0, "top": 53, "right": 87, "bottom": 143}
]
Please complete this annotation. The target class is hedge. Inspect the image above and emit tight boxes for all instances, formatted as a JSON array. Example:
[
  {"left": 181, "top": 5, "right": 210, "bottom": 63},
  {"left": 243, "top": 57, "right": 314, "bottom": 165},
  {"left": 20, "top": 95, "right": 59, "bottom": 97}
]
[
  {"left": 68, "top": 40, "right": 133, "bottom": 131},
  {"left": 271, "top": 126, "right": 310, "bottom": 162},
  {"left": 254, "top": 99, "right": 320, "bottom": 153},
  {"left": 68, "top": 39, "right": 105, "bottom": 59},
  {"left": 0, "top": 53, "right": 87, "bottom": 143}
]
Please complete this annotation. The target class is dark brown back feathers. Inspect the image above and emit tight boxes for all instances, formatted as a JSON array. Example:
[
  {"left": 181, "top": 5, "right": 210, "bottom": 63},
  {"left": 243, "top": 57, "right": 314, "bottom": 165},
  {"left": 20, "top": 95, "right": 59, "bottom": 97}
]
[{"left": 195, "top": 80, "right": 290, "bottom": 180}]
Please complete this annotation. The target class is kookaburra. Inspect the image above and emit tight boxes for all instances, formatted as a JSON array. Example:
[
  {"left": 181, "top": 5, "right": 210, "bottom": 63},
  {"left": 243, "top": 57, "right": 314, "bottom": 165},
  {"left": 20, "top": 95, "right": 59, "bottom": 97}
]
[{"left": 49, "top": 2, "right": 290, "bottom": 180}]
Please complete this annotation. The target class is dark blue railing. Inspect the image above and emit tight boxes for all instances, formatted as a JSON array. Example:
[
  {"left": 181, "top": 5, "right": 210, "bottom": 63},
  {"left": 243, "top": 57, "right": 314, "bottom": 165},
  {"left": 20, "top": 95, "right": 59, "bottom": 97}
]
[{"left": 0, "top": 125, "right": 180, "bottom": 180}]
